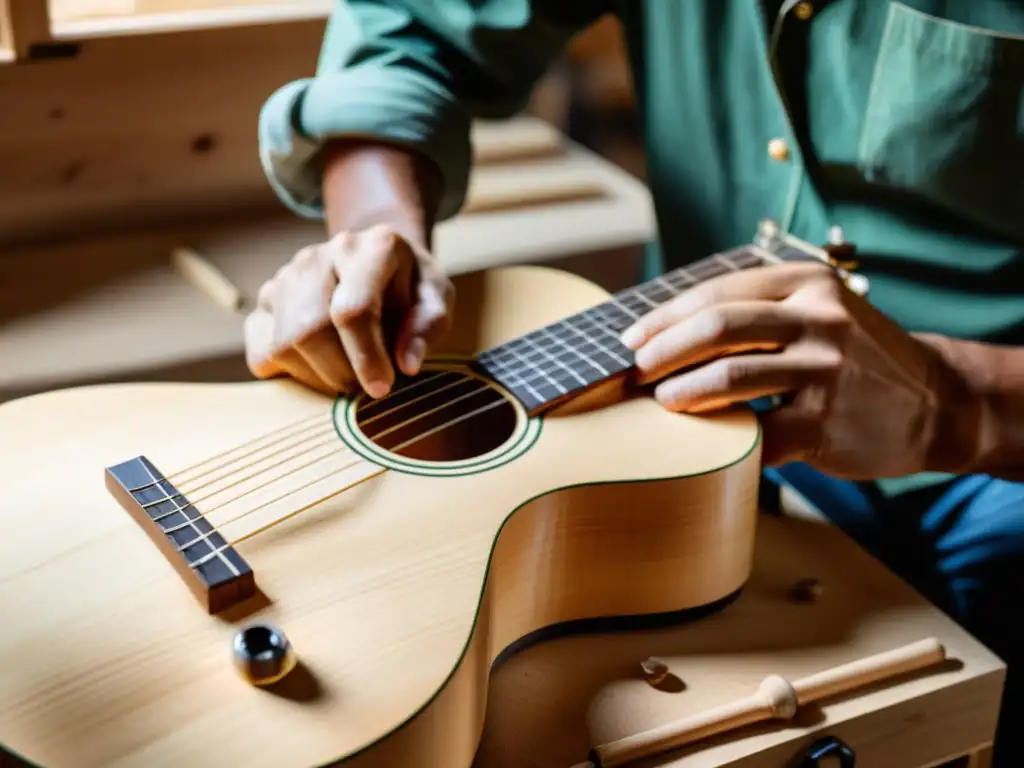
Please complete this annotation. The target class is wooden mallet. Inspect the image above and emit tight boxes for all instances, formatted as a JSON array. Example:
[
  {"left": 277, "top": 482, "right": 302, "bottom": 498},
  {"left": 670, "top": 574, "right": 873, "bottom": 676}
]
[{"left": 571, "top": 637, "right": 947, "bottom": 768}]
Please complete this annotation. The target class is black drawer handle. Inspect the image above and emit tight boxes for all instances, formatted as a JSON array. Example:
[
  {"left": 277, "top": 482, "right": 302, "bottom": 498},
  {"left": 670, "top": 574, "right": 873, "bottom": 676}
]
[{"left": 801, "top": 735, "right": 856, "bottom": 767}]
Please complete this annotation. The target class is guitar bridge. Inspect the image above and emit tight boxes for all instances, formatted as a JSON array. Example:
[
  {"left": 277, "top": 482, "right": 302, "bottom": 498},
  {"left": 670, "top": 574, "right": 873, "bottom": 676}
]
[{"left": 105, "top": 456, "right": 256, "bottom": 613}]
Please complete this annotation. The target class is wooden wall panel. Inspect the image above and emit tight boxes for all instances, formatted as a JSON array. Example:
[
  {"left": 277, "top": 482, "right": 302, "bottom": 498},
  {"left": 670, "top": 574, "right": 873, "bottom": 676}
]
[{"left": 0, "top": 17, "right": 324, "bottom": 249}]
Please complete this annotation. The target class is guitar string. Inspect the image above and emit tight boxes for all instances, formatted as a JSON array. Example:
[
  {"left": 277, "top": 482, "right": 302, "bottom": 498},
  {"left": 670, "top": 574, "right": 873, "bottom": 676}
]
[
  {"left": 155, "top": 377, "right": 502, "bottom": 535},
  {"left": 166, "top": 411, "right": 327, "bottom": 484},
  {"left": 185, "top": 430, "right": 340, "bottom": 503},
  {"left": 166, "top": 370, "right": 451, "bottom": 486},
  {"left": 221, "top": 394, "right": 509, "bottom": 552},
  {"left": 167, "top": 247, "right": 773, "bottom": 485},
  {"left": 181, "top": 393, "right": 509, "bottom": 566},
  {"left": 171, "top": 346, "right": 603, "bottom": 511},
  {"left": 185, "top": 383, "right": 504, "bottom": 535},
  {"left": 170, "top": 305, "right": 632, "bottom": 486},
  {"left": 163, "top": 249, "right": 788, "bottom": 567},
  {"left": 176, "top": 373, "right": 490, "bottom": 499},
  {"left": 172, "top": 359, "right": 586, "bottom": 513},
  {"left": 163, "top": 290, "right": 645, "bottom": 485},
  {"left": 179, "top": 425, "right": 338, "bottom": 498}
]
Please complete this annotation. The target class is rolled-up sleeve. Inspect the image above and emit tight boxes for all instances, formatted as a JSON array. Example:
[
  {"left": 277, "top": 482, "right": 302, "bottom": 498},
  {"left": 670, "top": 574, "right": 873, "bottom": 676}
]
[{"left": 259, "top": 0, "right": 606, "bottom": 222}]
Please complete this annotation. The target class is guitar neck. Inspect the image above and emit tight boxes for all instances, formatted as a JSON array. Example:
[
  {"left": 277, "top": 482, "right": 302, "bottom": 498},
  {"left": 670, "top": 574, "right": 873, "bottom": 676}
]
[{"left": 473, "top": 221, "right": 829, "bottom": 414}]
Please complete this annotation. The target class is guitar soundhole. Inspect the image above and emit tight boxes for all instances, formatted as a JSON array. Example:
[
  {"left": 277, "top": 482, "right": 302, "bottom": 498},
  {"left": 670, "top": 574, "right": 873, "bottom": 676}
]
[{"left": 353, "top": 369, "right": 519, "bottom": 463}]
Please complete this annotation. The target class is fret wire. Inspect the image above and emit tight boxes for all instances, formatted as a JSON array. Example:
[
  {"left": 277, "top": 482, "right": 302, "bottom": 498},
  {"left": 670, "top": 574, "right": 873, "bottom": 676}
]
[
  {"left": 636, "top": 281, "right": 675, "bottom": 304},
  {"left": 590, "top": 302, "right": 636, "bottom": 332},
  {"left": 491, "top": 345, "right": 547, "bottom": 403},
  {"left": 495, "top": 337, "right": 577, "bottom": 387},
  {"left": 481, "top": 346, "right": 608, "bottom": 391},
  {"left": 608, "top": 297, "right": 641, "bottom": 320},
  {"left": 482, "top": 347, "right": 595, "bottom": 389},
  {"left": 662, "top": 271, "right": 694, "bottom": 290},
  {"left": 482, "top": 331, "right": 628, "bottom": 385},
  {"left": 535, "top": 324, "right": 610, "bottom": 378},
  {"left": 500, "top": 341, "right": 572, "bottom": 398},
  {"left": 550, "top": 311, "right": 630, "bottom": 353},
  {"left": 483, "top": 321, "right": 622, "bottom": 375},
  {"left": 558, "top": 315, "right": 630, "bottom": 368},
  {"left": 715, "top": 253, "right": 739, "bottom": 272},
  {"left": 477, "top": 240, "right": 785, "bottom": 411},
  {"left": 625, "top": 288, "right": 658, "bottom": 308},
  {"left": 509, "top": 333, "right": 587, "bottom": 389},
  {"left": 577, "top": 306, "right": 635, "bottom": 348},
  {"left": 655, "top": 275, "right": 680, "bottom": 295},
  {"left": 614, "top": 293, "right": 650, "bottom": 317}
]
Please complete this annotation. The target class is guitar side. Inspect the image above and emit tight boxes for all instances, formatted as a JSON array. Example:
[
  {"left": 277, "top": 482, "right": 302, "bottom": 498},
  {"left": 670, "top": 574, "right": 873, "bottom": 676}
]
[{"left": 0, "top": 265, "right": 761, "bottom": 768}]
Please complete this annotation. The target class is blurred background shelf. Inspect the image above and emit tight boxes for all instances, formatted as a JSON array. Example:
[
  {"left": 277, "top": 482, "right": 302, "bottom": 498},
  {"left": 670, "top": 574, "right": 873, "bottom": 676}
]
[
  {"left": 0, "top": 2, "right": 651, "bottom": 403},
  {"left": 0, "top": 116, "right": 654, "bottom": 403}
]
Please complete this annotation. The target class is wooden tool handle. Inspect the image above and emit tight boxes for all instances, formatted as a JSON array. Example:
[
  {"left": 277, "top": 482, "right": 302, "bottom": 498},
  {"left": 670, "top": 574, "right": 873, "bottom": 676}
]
[
  {"left": 593, "top": 675, "right": 797, "bottom": 768},
  {"left": 792, "top": 637, "right": 946, "bottom": 705},
  {"left": 588, "top": 638, "right": 946, "bottom": 768},
  {"left": 170, "top": 246, "right": 247, "bottom": 314}
]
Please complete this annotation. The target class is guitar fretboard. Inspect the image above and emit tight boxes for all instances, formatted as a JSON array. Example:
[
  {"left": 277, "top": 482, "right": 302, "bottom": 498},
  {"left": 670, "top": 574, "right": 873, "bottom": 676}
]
[{"left": 474, "top": 242, "right": 813, "bottom": 413}]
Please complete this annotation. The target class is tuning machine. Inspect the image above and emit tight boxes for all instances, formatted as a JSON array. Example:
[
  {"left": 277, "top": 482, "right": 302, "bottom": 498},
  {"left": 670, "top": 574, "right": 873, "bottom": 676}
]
[{"left": 823, "top": 226, "right": 869, "bottom": 297}]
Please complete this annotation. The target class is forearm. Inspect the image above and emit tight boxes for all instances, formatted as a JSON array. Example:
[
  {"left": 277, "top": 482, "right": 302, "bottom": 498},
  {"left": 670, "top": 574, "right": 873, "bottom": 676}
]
[
  {"left": 321, "top": 139, "right": 442, "bottom": 254},
  {"left": 922, "top": 334, "right": 1024, "bottom": 480},
  {"left": 258, "top": 1, "right": 603, "bottom": 226}
]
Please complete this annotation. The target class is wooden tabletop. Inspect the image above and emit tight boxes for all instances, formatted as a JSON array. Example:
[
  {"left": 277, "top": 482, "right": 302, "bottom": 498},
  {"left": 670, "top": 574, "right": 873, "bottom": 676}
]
[{"left": 474, "top": 507, "right": 1004, "bottom": 768}]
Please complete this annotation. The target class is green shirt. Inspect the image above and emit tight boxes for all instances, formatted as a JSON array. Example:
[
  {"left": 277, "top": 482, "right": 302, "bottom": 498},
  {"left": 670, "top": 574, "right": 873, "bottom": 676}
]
[{"left": 258, "top": 0, "right": 1024, "bottom": 494}]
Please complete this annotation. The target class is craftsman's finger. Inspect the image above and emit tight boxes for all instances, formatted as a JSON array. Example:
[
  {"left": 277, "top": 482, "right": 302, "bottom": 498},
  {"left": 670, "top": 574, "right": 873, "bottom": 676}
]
[
  {"left": 293, "top": 325, "right": 358, "bottom": 394},
  {"left": 395, "top": 273, "right": 454, "bottom": 376},
  {"left": 244, "top": 309, "right": 282, "bottom": 380},
  {"left": 633, "top": 301, "right": 805, "bottom": 384},
  {"left": 271, "top": 347, "right": 335, "bottom": 396},
  {"left": 329, "top": 228, "right": 408, "bottom": 397},
  {"left": 269, "top": 246, "right": 337, "bottom": 349},
  {"left": 621, "top": 261, "right": 829, "bottom": 350},
  {"left": 652, "top": 351, "right": 817, "bottom": 413}
]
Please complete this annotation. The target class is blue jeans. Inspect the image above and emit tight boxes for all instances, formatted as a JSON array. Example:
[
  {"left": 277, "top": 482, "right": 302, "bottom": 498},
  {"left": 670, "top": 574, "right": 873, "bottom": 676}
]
[{"left": 761, "top": 463, "right": 1024, "bottom": 766}]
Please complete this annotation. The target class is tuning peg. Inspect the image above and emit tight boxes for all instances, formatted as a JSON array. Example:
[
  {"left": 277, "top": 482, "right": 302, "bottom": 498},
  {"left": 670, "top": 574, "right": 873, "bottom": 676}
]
[
  {"left": 822, "top": 225, "right": 859, "bottom": 271},
  {"left": 821, "top": 226, "right": 869, "bottom": 296}
]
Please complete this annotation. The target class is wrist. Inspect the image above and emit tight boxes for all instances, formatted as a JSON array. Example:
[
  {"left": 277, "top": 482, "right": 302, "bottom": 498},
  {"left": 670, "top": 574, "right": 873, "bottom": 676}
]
[
  {"left": 917, "top": 333, "right": 1000, "bottom": 476},
  {"left": 321, "top": 138, "right": 441, "bottom": 256}
]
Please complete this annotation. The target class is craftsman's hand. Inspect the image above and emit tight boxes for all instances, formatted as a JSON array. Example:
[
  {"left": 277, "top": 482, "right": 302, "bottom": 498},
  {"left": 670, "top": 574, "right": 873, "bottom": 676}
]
[
  {"left": 620, "top": 261, "right": 964, "bottom": 479},
  {"left": 244, "top": 225, "right": 454, "bottom": 398}
]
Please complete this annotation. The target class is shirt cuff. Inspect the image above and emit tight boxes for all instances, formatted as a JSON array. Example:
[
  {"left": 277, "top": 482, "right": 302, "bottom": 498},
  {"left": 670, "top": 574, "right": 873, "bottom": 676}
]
[{"left": 257, "top": 68, "right": 473, "bottom": 222}]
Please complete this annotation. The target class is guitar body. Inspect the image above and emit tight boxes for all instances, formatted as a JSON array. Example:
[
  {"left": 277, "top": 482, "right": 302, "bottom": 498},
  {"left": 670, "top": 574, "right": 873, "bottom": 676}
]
[{"left": 0, "top": 265, "right": 762, "bottom": 768}]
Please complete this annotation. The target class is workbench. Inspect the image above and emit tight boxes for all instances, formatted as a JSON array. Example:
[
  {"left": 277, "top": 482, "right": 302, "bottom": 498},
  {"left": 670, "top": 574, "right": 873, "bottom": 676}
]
[{"left": 476, "top": 496, "right": 1005, "bottom": 768}]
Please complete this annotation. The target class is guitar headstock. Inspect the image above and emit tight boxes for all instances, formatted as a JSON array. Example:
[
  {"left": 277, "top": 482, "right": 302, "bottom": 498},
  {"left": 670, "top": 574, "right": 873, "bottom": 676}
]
[{"left": 754, "top": 219, "right": 870, "bottom": 297}]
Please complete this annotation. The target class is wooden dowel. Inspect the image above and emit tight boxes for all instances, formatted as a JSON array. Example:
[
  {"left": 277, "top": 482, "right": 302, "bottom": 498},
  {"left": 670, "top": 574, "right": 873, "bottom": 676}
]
[
  {"left": 588, "top": 637, "right": 947, "bottom": 768},
  {"left": 170, "top": 246, "right": 247, "bottom": 314}
]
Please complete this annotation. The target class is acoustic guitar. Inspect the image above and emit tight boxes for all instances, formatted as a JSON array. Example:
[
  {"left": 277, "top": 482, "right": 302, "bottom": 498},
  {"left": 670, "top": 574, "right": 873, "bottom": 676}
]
[{"left": 0, "top": 220, "right": 860, "bottom": 768}]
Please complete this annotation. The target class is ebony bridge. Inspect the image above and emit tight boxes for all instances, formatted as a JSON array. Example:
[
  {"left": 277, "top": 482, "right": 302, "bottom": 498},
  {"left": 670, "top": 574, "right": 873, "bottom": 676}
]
[{"left": 105, "top": 456, "right": 255, "bottom": 613}]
